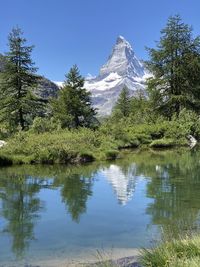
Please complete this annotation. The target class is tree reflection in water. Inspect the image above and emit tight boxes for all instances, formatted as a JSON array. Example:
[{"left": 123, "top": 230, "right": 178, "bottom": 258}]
[
  {"left": 54, "top": 164, "right": 97, "bottom": 222},
  {"left": 0, "top": 164, "right": 97, "bottom": 257},
  {"left": 0, "top": 172, "right": 46, "bottom": 258},
  {"left": 132, "top": 149, "right": 200, "bottom": 237},
  {"left": 1, "top": 149, "right": 200, "bottom": 259}
]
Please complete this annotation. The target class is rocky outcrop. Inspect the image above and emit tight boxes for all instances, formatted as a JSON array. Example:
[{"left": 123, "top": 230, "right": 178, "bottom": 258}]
[
  {"left": 187, "top": 135, "right": 197, "bottom": 148},
  {"left": 0, "top": 140, "right": 7, "bottom": 148},
  {"left": 35, "top": 76, "right": 59, "bottom": 99}
]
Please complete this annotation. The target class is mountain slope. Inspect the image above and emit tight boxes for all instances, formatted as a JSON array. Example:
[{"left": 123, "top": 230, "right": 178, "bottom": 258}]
[
  {"left": 0, "top": 54, "right": 59, "bottom": 99},
  {"left": 85, "top": 36, "right": 150, "bottom": 115}
]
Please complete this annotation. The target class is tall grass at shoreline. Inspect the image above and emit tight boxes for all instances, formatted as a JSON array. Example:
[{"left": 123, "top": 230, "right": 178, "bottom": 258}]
[{"left": 140, "top": 234, "right": 200, "bottom": 267}]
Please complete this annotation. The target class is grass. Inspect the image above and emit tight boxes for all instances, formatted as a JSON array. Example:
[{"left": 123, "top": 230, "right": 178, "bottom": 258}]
[
  {"left": 140, "top": 234, "right": 200, "bottom": 267},
  {"left": 91, "top": 250, "right": 117, "bottom": 267}
]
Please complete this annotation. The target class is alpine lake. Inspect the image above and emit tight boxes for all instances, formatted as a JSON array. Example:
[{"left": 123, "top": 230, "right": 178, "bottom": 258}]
[{"left": 1, "top": 148, "right": 200, "bottom": 266}]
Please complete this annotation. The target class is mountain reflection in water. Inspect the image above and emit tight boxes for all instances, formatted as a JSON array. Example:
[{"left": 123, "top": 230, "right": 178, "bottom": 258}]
[{"left": 1, "top": 149, "right": 200, "bottom": 263}]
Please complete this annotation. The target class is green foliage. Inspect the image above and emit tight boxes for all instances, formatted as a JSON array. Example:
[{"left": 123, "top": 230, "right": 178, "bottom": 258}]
[
  {"left": 2, "top": 110, "right": 199, "bottom": 166},
  {"left": 104, "top": 150, "right": 119, "bottom": 160},
  {"left": 51, "top": 65, "right": 97, "bottom": 128},
  {"left": 146, "top": 15, "right": 200, "bottom": 118},
  {"left": 129, "top": 90, "right": 153, "bottom": 124},
  {"left": 30, "top": 117, "right": 61, "bottom": 133},
  {"left": 112, "top": 86, "right": 131, "bottom": 118},
  {"left": 0, "top": 127, "right": 118, "bottom": 164},
  {"left": 0, "top": 122, "right": 10, "bottom": 139},
  {"left": 150, "top": 138, "right": 177, "bottom": 148},
  {"left": 111, "top": 89, "right": 156, "bottom": 125},
  {"left": 0, "top": 27, "right": 44, "bottom": 131},
  {"left": 140, "top": 235, "right": 200, "bottom": 267}
]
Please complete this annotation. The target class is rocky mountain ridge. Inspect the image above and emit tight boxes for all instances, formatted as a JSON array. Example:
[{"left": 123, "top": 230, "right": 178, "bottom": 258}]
[{"left": 84, "top": 36, "right": 150, "bottom": 115}]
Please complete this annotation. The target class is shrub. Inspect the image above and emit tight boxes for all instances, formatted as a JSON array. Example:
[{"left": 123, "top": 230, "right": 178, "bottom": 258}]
[
  {"left": 150, "top": 138, "right": 176, "bottom": 148},
  {"left": 30, "top": 117, "right": 61, "bottom": 133}
]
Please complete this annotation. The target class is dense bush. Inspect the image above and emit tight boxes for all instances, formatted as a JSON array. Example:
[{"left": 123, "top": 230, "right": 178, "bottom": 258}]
[
  {"left": 1, "top": 108, "right": 199, "bottom": 165},
  {"left": 30, "top": 117, "right": 61, "bottom": 133}
]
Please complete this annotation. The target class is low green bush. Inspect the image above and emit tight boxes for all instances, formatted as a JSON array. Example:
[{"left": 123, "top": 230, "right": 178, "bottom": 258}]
[{"left": 150, "top": 138, "right": 177, "bottom": 148}]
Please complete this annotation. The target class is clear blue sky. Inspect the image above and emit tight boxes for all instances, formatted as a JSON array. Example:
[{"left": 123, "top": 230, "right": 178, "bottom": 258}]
[{"left": 0, "top": 0, "right": 199, "bottom": 81}]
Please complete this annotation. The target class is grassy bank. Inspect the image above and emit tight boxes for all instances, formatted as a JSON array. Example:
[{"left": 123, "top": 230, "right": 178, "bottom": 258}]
[
  {"left": 0, "top": 118, "right": 192, "bottom": 165},
  {"left": 140, "top": 234, "right": 200, "bottom": 267}
]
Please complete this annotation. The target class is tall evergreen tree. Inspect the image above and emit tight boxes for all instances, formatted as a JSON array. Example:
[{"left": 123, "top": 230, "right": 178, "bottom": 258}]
[
  {"left": 52, "top": 65, "right": 97, "bottom": 128},
  {"left": 146, "top": 15, "right": 200, "bottom": 118},
  {"left": 0, "top": 27, "right": 43, "bottom": 131},
  {"left": 112, "top": 86, "right": 131, "bottom": 117}
]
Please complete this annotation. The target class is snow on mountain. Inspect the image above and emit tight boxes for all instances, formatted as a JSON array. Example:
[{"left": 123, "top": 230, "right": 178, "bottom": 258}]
[
  {"left": 100, "top": 35, "right": 145, "bottom": 78},
  {"left": 53, "top": 81, "right": 64, "bottom": 87},
  {"left": 85, "top": 36, "right": 150, "bottom": 115}
]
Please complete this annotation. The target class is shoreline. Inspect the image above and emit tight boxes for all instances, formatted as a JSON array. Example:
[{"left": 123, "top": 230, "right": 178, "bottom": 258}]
[
  {"left": 0, "top": 145, "right": 192, "bottom": 167},
  {"left": 0, "top": 248, "right": 141, "bottom": 267}
]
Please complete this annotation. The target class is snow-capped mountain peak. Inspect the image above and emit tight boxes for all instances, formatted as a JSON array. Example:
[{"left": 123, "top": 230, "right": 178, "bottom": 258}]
[
  {"left": 99, "top": 35, "right": 145, "bottom": 78},
  {"left": 85, "top": 36, "right": 149, "bottom": 115}
]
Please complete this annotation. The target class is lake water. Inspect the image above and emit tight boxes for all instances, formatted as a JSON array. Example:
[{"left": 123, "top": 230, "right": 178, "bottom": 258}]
[{"left": 1, "top": 149, "right": 200, "bottom": 266}]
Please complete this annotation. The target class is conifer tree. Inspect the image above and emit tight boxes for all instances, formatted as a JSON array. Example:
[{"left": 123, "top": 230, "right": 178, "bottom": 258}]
[
  {"left": 146, "top": 15, "right": 200, "bottom": 118},
  {"left": 112, "top": 86, "right": 131, "bottom": 117},
  {"left": 52, "top": 65, "right": 97, "bottom": 128},
  {"left": 0, "top": 27, "right": 43, "bottom": 130}
]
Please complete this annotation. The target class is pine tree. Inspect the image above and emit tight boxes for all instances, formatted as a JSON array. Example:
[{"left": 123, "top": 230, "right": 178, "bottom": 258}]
[
  {"left": 112, "top": 86, "right": 131, "bottom": 117},
  {"left": 0, "top": 27, "right": 43, "bottom": 131},
  {"left": 146, "top": 15, "right": 200, "bottom": 118},
  {"left": 52, "top": 65, "right": 97, "bottom": 128}
]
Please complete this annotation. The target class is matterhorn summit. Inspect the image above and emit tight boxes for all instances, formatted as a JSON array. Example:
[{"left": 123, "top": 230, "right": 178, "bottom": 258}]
[
  {"left": 100, "top": 36, "right": 145, "bottom": 78},
  {"left": 85, "top": 36, "right": 150, "bottom": 115}
]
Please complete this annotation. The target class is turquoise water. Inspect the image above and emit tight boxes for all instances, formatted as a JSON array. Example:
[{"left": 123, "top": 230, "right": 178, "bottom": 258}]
[{"left": 1, "top": 149, "right": 200, "bottom": 265}]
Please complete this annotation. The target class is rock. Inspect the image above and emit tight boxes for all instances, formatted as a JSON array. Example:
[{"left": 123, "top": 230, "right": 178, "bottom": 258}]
[
  {"left": 0, "top": 140, "right": 7, "bottom": 148},
  {"left": 114, "top": 256, "right": 141, "bottom": 267},
  {"left": 187, "top": 135, "right": 197, "bottom": 148},
  {"left": 88, "top": 256, "right": 141, "bottom": 267},
  {"left": 35, "top": 76, "right": 59, "bottom": 99}
]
